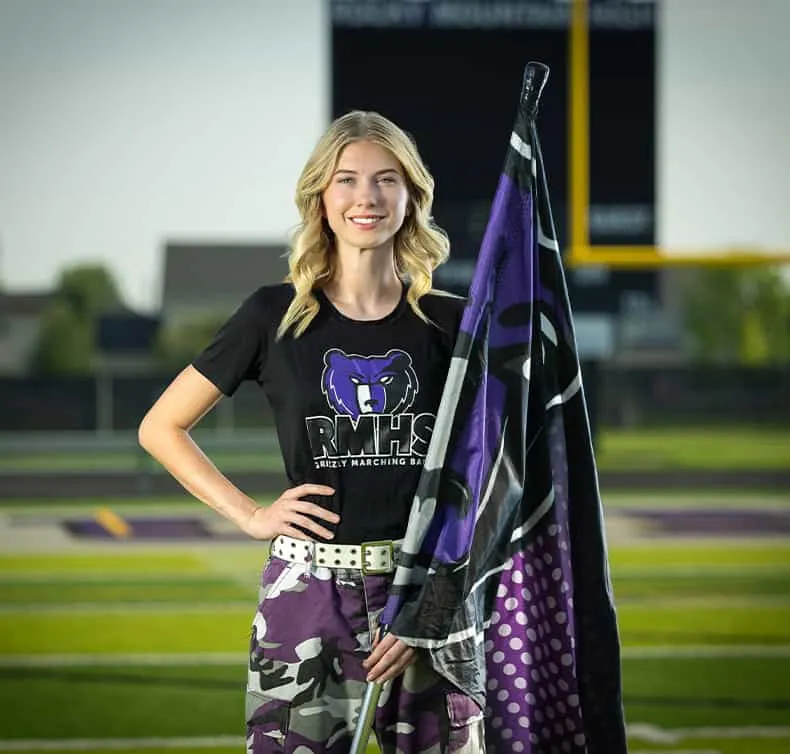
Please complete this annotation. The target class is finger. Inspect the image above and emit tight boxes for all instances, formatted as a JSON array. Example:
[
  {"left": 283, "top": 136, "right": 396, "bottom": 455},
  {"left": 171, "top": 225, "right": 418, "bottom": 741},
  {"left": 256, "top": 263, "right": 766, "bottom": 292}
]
[
  {"left": 367, "top": 646, "right": 416, "bottom": 683},
  {"left": 279, "top": 525, "right": 312, "bottom": 540},
  {"left": 365, "top": 639, "right": 408, "bottom": 677},
  {"left": 290, "top": 501, "right": 341, "bottom": 523},
  {"left": 287, "top": 484, "right": 336, "bottom": 498},
  {"left": 376, "top": 651, "right": 417, "bottom": 683},
  {"left": 288, "top": 514, "right": 335, "bottom": 540},
  {"left": 363, "top": 633, "right": 396, "bottom": 668}
]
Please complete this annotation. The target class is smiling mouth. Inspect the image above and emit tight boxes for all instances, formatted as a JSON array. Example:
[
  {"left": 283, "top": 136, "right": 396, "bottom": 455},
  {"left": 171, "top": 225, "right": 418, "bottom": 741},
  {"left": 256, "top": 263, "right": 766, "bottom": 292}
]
[{"left": 348, "top": 216, "right": 385, "bottom": 228}]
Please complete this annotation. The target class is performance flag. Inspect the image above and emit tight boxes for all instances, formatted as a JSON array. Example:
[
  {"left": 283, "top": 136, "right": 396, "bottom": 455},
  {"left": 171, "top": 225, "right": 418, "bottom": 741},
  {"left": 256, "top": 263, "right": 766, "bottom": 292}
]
[{"left": 379, "top": 62, "right": 628, "bottom": 753}]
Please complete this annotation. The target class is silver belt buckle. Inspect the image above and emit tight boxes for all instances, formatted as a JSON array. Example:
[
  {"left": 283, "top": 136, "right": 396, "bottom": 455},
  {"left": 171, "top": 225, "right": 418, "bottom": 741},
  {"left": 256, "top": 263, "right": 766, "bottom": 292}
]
[{"left": 360, "top": 540, "right": 394, "bottom": 575}]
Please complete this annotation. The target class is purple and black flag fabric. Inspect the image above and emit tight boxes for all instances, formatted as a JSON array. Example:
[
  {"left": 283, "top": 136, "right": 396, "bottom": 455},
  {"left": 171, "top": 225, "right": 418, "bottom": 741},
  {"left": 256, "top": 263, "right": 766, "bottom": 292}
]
[{"left": 380, "top": 63, "right": 627, "bottom": 753}]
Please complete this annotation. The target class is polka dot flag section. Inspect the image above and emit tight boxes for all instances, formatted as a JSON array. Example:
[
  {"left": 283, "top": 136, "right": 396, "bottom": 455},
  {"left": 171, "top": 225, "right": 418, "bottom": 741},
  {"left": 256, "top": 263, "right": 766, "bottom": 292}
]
[{"left": 484, "top": 520, "right": 586, "bottom": 752}]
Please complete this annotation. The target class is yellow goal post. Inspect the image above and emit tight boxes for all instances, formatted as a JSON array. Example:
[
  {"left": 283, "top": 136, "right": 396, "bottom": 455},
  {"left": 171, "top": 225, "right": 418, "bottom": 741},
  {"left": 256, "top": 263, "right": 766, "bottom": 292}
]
[{"left": 566, "top": 246, "right": 790, "bottom": 270}]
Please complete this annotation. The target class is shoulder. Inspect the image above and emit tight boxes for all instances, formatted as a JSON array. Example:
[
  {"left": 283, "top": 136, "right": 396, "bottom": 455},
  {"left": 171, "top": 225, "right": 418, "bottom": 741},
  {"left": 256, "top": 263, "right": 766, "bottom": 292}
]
[
  {"left": 422, "top": 287, "right": 466, "bottom": 308},
  {"left": 420, "top": 288, "right": 466, "bottom": 335},
  {"left": 237, "top": 282, "right": 294, "bottom": 321}
]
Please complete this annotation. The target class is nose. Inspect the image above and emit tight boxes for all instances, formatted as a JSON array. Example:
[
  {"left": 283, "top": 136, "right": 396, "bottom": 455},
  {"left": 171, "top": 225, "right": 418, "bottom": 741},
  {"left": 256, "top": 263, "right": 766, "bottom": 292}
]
[{"left": 355, "top": 178, "right": 381, "bottom": 207}]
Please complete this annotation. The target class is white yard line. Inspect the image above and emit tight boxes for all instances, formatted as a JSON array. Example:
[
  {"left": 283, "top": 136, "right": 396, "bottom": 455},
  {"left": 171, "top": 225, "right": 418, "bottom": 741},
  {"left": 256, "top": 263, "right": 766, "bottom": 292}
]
[
  {"left": 0, "top": 736, "right": 243, "bottom": 751},
  {"left": 1, "top": 726, "right": 789, "bottom": 751},
  {"left": 629, "top": 723, "right": 790, "bottom": 743}
]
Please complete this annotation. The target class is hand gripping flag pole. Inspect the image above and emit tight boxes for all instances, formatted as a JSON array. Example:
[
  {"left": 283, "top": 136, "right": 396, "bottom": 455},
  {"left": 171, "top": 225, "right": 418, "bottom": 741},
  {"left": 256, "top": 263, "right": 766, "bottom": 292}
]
[
  {"left": 350, "top": 61, "right": 627, "bottom": 754},
  {"left": 348, "top": 627, "right": 388, "bottom": 753}
]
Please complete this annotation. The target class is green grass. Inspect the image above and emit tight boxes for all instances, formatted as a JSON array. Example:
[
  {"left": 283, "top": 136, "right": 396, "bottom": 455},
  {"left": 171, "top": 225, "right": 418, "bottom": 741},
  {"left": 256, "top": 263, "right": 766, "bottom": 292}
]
[
  {"left": 597, "top": 426, "right": 790, "bottom": 470},
  {"left": 631, "top": 743, "right": 790, "bottom": 754},
  {"left": 618, "top": 603, "right": 790, "bottom": 646},
  {"left": 2, "top": 559, "right": 789, "bottom": 606},
  {"left": 0, "top": 665, "right": 243, "bottom": 739},
  {"left": 0, "top": 611, "right": 252, "bottom": 654},
  {"left": 2, "top": 426, "right": 789, "bottom": 473},
  {"left": 622, "top": 656, "right": 790, "bottom": 727},
  {"left": 0, "top": 748, "right": 244, "bottom": 754},
  {"left": 0, "top": 451, "right": 284, "bottom": 473},
  {"left": 0, "top": 552, "right": 211, "bottom": 574},
  {"left": 609, "top": 540, "right": 790, "bottom": 569},
  {"left": 12, "top": 747, "right": 790, "bottom": 754},
  {"left": 1, "top": 657, "right": 788, "bottom": 739},
  {"left": 612, "top": 569, "right": 790, "bottom": 599},
  {"left": 2, "top": 598, "right": 786, "bottom": 656},
  {"left": 0, "top": 578, "right": 254, "bottom": 605},
  {"left": 603, "top": 489, "right": 790, "bottom": 508}
]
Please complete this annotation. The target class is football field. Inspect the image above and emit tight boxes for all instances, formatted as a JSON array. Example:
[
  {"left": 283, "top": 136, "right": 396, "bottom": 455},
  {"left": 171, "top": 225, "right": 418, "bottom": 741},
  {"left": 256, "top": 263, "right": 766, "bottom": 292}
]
[{"left": 0, "top": 490, "right": 788, "bottom": 754}]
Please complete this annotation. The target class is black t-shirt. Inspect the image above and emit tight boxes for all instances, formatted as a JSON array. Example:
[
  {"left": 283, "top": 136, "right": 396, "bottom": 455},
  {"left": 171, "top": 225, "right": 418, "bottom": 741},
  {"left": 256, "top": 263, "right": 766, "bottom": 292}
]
[{"left": 192, "top": 282, "right": 464, "bottom": 544}]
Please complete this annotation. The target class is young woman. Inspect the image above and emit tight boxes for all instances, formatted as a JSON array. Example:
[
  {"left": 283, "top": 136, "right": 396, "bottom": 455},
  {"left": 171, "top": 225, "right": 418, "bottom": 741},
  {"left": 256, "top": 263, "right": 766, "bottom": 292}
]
[{"left": 138, "top": 110, "right": 485, "bottom": 753}]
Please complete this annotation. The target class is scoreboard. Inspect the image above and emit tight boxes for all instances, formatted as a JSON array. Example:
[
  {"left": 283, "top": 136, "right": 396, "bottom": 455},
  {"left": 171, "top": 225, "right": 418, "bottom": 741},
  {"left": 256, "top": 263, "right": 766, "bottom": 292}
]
[{"left": 331, "top": 0, "right": 658, "bottom": 324}]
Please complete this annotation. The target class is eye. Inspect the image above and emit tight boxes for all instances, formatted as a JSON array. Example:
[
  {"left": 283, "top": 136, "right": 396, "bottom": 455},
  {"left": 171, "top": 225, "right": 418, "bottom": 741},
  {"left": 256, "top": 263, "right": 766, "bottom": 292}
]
[
  {"left": 379, "top": 375, "right": 394, "bottom": 385},
  {"left": 349, "top": 375, "right": 362, "bottom": 385},
  {"left": 378, "top": 176, "right": 396, "bottom": 184},
  {"left": 337, "top": 176, "right": 354, "bottom": 185}
]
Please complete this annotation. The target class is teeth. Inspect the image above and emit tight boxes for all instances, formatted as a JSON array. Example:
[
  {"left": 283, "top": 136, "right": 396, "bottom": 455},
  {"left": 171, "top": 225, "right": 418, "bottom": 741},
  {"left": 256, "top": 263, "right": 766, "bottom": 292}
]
[{"left": 351, "top": 217, "right": 381, "bottom": 225}]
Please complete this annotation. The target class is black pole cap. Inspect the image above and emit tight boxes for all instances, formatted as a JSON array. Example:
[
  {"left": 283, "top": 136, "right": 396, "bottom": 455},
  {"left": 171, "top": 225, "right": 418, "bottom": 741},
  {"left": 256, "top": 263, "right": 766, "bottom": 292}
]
[{"left": 521, "top": 62, "right": 550, "bottom": 119}]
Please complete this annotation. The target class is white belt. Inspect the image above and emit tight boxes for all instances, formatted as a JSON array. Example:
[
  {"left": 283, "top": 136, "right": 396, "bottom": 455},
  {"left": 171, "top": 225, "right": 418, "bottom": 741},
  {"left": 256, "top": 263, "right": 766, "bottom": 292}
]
[{"left": 271, "top": 534, "right": 402, "bottom": 574}]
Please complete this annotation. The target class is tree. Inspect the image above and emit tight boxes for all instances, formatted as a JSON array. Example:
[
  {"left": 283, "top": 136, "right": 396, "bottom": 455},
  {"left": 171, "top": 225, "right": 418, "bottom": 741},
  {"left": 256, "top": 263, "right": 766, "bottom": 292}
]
[
  {"left": 153, "top": 311, "right": 228, "bottom": 371},
  {"left": 28, "top": 263, "right": 124, "bottom": 375},
  {"left": 28, "top": 301, "right": 93, "bottom": 375},
  {"left": 681, "top": 266, "right": 790, "bottom": 365},
  {"left": 56, "top": 265, "right": 122, "bottom": 320}
]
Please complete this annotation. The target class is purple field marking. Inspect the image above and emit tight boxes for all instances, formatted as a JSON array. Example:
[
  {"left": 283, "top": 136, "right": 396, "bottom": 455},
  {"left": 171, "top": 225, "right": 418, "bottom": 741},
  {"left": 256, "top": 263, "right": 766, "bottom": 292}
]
[
  {"left": 622, "top": 508, "right": 790, "bottom": 536},
  {"left": 63, "top": 517, "right": 247, "bottom": 541}
]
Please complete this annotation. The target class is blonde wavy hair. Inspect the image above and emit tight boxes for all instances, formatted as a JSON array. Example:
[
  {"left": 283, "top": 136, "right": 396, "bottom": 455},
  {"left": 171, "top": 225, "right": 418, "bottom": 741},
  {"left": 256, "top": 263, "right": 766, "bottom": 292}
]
[{"left": 276, "top": 110, "right": 451, "bottom": 339}]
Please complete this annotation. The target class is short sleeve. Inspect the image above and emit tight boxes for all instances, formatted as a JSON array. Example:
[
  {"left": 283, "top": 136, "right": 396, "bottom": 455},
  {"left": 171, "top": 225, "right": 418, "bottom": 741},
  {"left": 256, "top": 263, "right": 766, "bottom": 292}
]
[
  {"left": 191, "top": 291, "right": 267, "bottom": 397},
  {"left": 424, "top": 290, "right": 466, "bottom": 339}
]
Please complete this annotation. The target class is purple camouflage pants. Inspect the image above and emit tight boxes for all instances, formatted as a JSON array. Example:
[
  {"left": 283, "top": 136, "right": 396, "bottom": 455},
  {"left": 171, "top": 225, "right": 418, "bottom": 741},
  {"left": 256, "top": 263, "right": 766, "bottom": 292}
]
[{"left": 246, "top": 555, "right": 485, "bottom": 753}]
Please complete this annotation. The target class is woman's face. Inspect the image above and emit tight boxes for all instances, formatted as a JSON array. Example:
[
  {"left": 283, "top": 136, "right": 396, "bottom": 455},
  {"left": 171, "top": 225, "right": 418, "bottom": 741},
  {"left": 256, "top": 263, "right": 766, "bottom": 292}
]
[{"left": 321, "top": 140, "right": 410, "bottom": 256}]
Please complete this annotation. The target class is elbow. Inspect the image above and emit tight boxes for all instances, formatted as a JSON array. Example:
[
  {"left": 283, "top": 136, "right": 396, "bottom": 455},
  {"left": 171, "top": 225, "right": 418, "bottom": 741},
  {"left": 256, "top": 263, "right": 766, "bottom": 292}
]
[
  {"left": 137, "top": 412, "right": 155, "bottom": 453},
  {"left": 138, "top": 411, "right": 168, "bottom": 454},
  {"left": 138, "top": 411, "right": 186, "bottom": 455}
]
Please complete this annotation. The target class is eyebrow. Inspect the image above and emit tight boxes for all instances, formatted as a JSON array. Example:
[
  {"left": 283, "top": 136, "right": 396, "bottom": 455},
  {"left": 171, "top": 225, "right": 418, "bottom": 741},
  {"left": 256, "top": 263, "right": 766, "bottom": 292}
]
[{"left": 332, "top": 168, "right": 400, "bottom": 176}]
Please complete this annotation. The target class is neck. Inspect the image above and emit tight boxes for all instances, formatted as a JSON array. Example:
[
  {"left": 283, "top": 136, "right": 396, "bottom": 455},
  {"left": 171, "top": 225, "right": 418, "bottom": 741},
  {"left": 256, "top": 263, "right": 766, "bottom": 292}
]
[{"left": 322, "top": 245, "right": 404, "bottom": 320}]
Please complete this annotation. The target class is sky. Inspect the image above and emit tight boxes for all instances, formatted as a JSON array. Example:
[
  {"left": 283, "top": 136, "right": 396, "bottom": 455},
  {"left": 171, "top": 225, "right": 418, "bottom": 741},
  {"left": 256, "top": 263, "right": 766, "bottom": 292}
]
[{"left": 0, "top": 0, "right": 328, "bottom": 312}]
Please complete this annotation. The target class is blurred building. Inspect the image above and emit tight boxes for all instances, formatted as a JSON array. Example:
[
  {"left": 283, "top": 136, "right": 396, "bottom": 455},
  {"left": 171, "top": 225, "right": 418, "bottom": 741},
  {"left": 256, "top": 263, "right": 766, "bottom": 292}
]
[
  {"left": 161, "top": 242, "right": 289, "bottom": 329},
  {"left": 0, "top": 291, "right": 54, "bottom": 375}
]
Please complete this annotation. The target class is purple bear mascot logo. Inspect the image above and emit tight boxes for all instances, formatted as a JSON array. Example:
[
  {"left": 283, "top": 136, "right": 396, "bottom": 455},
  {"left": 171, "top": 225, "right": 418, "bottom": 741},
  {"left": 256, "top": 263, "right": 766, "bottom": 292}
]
[{"left": 321, "top": 348, "right": 418, "bottom": 420}]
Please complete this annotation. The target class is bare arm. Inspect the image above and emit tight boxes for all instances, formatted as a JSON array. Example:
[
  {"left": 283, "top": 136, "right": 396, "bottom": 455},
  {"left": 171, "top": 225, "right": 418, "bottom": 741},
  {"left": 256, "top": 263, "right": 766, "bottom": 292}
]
[
  {"left": 138, "top": 365, "right": 260, "bottom": 528},
  {"left": 138, "top": 365, "right": 338, "bottom": 539}
]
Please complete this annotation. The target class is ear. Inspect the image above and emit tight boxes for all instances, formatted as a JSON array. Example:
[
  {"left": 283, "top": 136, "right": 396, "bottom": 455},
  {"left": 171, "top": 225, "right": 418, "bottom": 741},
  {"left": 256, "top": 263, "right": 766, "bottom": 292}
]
[
  {"left": 385, "top": 349, "right": 412, "bottom": 371},
  {"left": 325, "top": 348, "right": 344, "bottom": 369}
]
